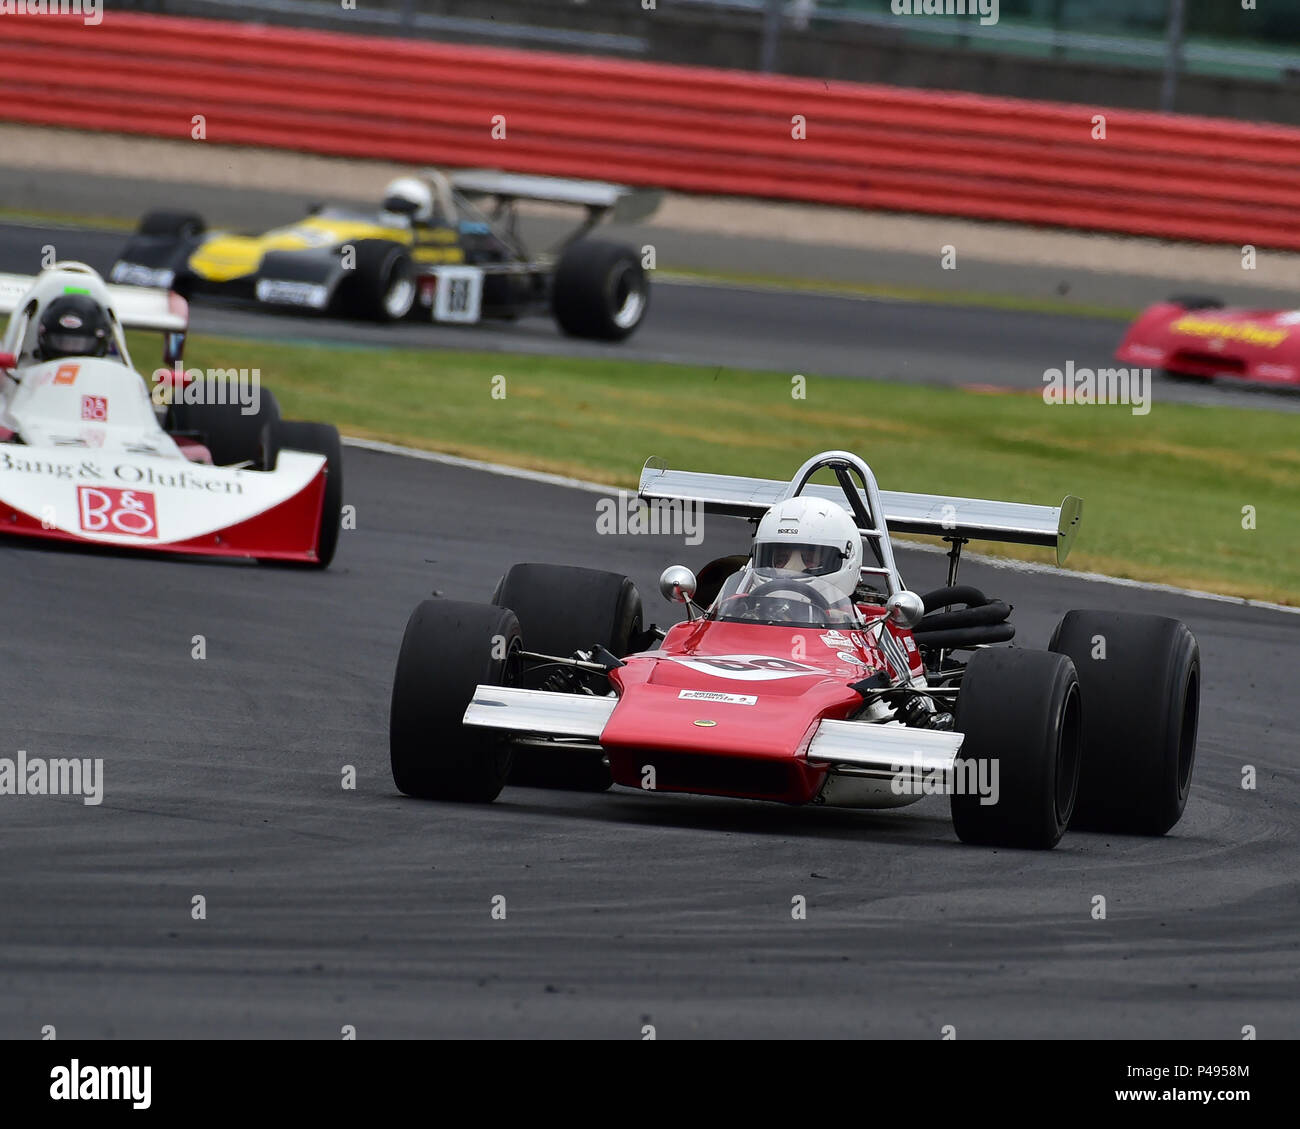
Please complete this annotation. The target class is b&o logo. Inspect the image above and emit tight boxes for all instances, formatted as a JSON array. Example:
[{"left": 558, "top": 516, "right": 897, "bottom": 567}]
[{"left": 77, "top": 487, "right": 158, "bottom": 539}]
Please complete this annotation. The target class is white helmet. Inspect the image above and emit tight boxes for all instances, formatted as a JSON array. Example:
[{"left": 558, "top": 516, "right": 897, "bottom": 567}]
[
  {"left": 381, "top": 176, "right": 434, "bottom": 223},
  {"left": 751, "top": 496, "right": 862, "bottom": 599}
]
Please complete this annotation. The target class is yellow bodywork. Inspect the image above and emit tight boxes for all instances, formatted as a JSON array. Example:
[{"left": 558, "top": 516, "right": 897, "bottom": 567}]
[{"left": 187, "top": 217, "right": 462, "bottom": 281}]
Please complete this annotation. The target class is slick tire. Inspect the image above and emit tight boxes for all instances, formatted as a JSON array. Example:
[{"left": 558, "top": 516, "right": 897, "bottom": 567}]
[
  {"left": 168, "top": 388, "right": 281, "bottom": 471},
  {"left": 337, "top": 240, "right": 416, "bottom": 322},
  {"left": 390, "top": 600, "right": 519, "bottom": 802},
  {"left": 492, "top": 563, "right": 643, "bottom": 791},
  {"left": 137, "top": 210, "right": 206, "bottom": 239},
  {"left": 951, "top": 648, "right": 1082, "bottom": 849},
  {"left": 1049, "top": 610, "right": 1199, "bottom": 835},
  {"left": 275, "top": 420, "right": 343, "bottom": 568},
  {"left": 551, "top": 240, "right": 648, "bottom": 341}
]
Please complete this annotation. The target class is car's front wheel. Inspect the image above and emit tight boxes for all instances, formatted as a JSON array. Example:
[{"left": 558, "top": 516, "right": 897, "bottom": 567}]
[
  {"left": 492, "top": 563, "right": 642, "bottom": 791},
  {"left": 137, "top": 209, "right": 206, "bottom": 240},
  {"left": 951, "top": 647, "right": 1082, "bottom": 849},
  {"left": 275, "top": 420, "right": 343, "bottom": 568},
  {"left": 390, "top": 600, "right": 520, "bottom": 802}
]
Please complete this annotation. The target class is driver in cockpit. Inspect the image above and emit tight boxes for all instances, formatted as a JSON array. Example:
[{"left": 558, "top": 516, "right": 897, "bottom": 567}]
[
  {"left": 34, "top": 294, "right": 112, "bottom": 362},
  {"left": 716, "top": 497, "right": 863, "bottom": 625}
]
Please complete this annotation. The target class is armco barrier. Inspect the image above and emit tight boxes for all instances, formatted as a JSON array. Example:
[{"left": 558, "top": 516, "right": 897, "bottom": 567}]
[{"left": 2, "top": 11, "right": 1299, "bottom": 248}]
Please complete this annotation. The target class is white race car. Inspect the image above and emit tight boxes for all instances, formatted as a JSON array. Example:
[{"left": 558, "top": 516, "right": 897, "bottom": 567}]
[{"left": 0, "top": 263, "right": 342, "bottom": 566}]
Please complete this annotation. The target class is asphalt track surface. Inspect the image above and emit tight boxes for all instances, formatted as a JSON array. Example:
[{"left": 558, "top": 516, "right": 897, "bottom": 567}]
[
  {"left": 1, "top": 447, "right": 1296, "bottom": 1039},
  {"left": 3, "top": 221, "right": 1299, "bottom": 413}
]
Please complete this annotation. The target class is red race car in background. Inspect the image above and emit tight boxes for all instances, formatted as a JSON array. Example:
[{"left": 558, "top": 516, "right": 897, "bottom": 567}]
[{"left": 1117, "top": 293, "right": 1300, "bottom": 387}]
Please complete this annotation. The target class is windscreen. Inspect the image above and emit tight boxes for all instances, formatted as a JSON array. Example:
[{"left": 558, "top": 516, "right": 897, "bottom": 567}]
[{"left": 708, "top": 567, "right": 860, "bottom": 629}]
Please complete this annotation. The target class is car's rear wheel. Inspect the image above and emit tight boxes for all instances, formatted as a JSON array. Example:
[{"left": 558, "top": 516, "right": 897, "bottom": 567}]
[
  {"left": 551, "top": 240, "right": 648, "bottom": 341},
  {"left": 275, "top": 420, "right": 343, "bottom": 568},
  {"left": 390, "top": 600, "right": 519, "bottom": 802},
  {"left": 336, "top": 240, "right": 416, "bottom": 322},
  {"left": 1049, "top": 610, "right": 1199, "bottom": 835},
  {"left": 951, "top": 648, "right": 1081, "bottom": 849},
  {"left": 493, "top": 563, "right": 643, "bottom": 791},
  {"left": 168, "top": 387, "right": 281, "bottom": 470}
]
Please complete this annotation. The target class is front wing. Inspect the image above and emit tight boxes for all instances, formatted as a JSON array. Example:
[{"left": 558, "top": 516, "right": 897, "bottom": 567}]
[
  {"left": 0, "top": 447, "right": 328, "bottom": 563},
  {"left": 464, "top": 685, "right": 964, "bottom": 788}
]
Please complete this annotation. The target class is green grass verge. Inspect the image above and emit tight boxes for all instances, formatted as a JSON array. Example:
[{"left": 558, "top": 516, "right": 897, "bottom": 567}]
[
  {"left": 0, "top": 205, "right": 135, "bottom": 232},
  {"left": 136, "top": 332, "right": 1296, "bottom": 605}
]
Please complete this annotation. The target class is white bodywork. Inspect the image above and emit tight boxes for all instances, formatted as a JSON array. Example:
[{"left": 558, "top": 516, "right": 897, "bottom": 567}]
[
  {"left": 0, "top": 264, "right": 325, "bottom": 551},
  {"left": 442, "top": 169, "right": 662, "bottom": 225}
]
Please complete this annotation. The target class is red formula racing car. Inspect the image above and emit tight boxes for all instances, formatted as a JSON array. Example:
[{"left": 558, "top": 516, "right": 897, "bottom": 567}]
[
  {"left": 1117, "top": 293, "right": 1300, "bottom": 387},
  {"left": 390, "top": 451, "right": 1201, "bottom": 849}
]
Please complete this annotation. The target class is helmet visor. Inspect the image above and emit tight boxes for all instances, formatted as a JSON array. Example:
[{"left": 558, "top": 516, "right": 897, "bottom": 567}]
[
  {"left": 753, "top": 541, "right": 845, "bottom": 577},
  {"left": 44, "top": 329, "right": 106, "bottom": 358}
]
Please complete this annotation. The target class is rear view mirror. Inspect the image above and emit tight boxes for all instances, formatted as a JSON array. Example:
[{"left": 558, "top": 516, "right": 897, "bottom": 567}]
[
  {"left": 886, "top": 590, "right": 925, "bottom": 629},
  {"left": 163, "top": 332, "right": 186, "bottom": 367},
  {"left": 659, "top": 565, "right": 697, "bottom": 605}
]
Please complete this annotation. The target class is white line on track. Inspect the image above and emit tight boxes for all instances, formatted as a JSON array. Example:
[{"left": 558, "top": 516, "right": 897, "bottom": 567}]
[{"left": 345, "top": 436, "right": 1300, "bottom": 616}]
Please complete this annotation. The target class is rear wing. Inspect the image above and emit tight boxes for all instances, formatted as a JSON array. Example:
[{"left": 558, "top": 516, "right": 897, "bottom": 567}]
[
  {"left": 638, "top": 458, "right": 1082, "bottom": 566},
  {"left": 105, "top": 285, "right": 189, "bottom": 335},
  {"left": 443, "top": 169, "right": 662, "bottom": 226},
  {"left": 0, "top": 271, "right": 188, "bottom": 334}
]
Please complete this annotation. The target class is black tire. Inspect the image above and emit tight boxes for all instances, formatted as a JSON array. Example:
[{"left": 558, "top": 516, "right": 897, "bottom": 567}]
[
  {"left": 168, "top": 387, "right": 281, "bottom": 470},
  {"left": 1049, "top": 610, "right": 1200, "bottom": 835},
  {"left": 951, "top": 648, "right": 1082, "bottom": 849},
  {"left": 492, "top": 563, "right": 642, "bottom": 791},
  {"left": 493, "top": 563, "right": 643, "bottom": 656},
  {"left": 1166, "top": 294, "right": 1223, "bottom": 310},
  {"left": 695, "top": 554, "right": 750, "bottom": 609},
  {"left": 551, "top": 239, "right": 648, "bottom": 341},
  {"left": 1160, "top": 368, "right": 1213, "bottom": 384},
  {"left": 138, "top": 209, "right": 206, "bottom": 239},
  {"left": 276, "top": 420, "right": 343, "bottom": 568},
  {"left": 335, "top": 240, "right": 415, "bottom": 322},
  {"left": 390, "top": 600, "right": 519, "bottom": 802}
]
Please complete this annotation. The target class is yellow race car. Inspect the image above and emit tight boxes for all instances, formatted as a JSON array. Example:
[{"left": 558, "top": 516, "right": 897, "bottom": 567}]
[{"left": 111, "top": 169, "right": 660, "bottom": 340}]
